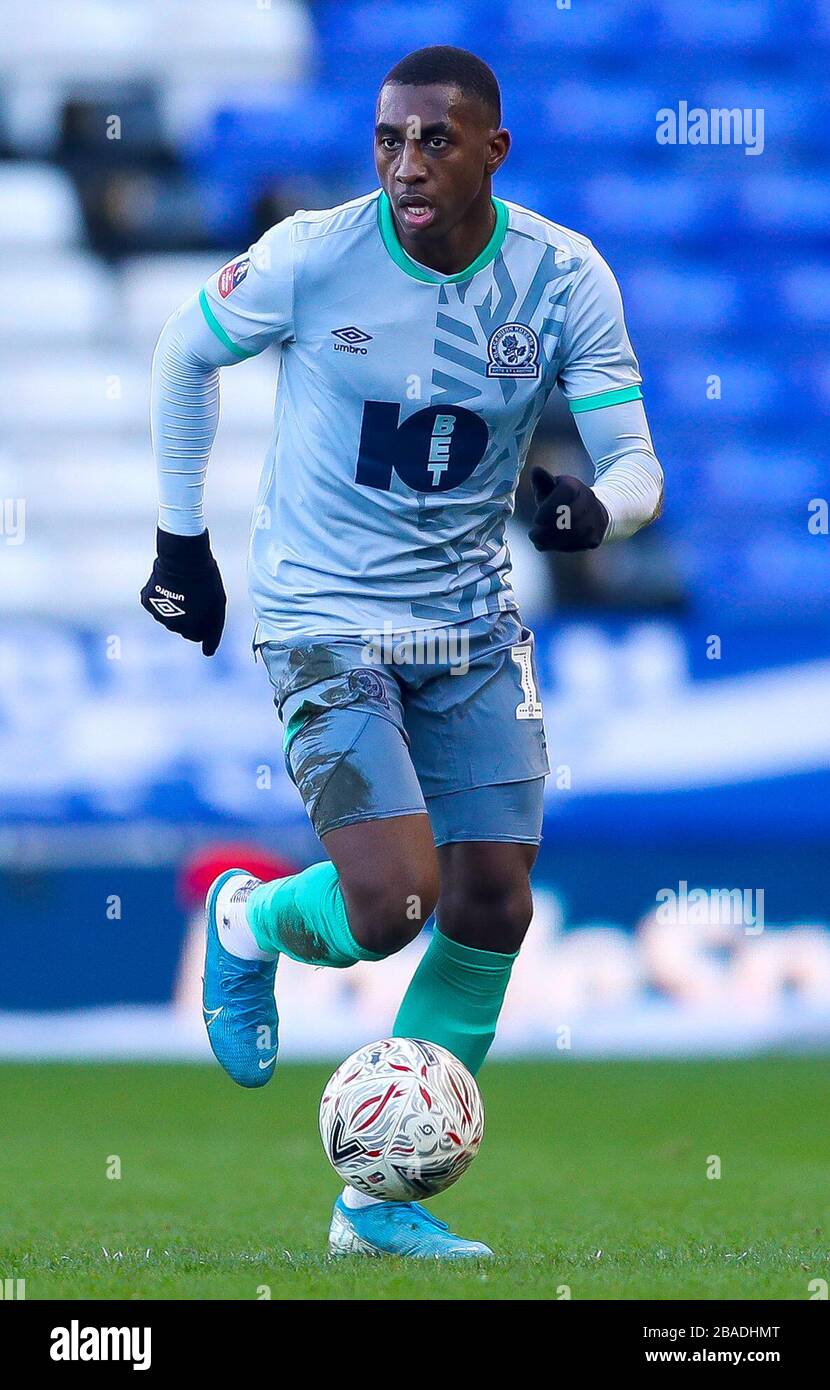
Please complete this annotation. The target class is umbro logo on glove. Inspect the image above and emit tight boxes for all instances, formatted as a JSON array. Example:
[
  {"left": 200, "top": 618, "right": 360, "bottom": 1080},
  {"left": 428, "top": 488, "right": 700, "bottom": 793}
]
[
  {"left": 140, "top": 528, "right": 226, "bottom": 655},
  {"left": 149, "top": 596, "right": 185, "bottom": 617},
  {"left": 149, "top": 586, "right": 186, "bottom": 618}
]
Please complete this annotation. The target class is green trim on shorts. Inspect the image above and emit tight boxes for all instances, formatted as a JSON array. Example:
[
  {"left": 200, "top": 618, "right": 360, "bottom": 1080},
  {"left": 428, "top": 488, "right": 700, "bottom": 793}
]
[{"left": 283, "top": 709, "right": 310, "bottom": 755}]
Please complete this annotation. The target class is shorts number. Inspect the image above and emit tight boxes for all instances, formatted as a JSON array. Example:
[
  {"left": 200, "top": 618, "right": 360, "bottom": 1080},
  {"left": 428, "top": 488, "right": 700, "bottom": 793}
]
[{"left": 511, "top": 643, "right": 543, "bottom": 720}]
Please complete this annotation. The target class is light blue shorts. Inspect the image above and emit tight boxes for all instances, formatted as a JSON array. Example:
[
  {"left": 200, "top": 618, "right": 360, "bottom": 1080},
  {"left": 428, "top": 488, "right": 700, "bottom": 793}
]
[{"left": 258, "top": 611, "right": 549, "bottom": 846}]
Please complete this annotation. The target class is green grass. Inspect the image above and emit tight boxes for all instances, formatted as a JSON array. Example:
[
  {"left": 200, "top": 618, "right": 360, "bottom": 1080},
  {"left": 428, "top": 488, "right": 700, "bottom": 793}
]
[{"left": 1, "top": 1058, "right": 828, "bottom": 1300}]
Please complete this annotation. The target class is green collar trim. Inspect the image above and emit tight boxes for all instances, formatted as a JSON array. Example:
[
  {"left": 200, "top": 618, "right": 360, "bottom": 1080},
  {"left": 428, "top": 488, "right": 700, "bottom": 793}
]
[{"left": 377, "top": 192, "right": 508, "bottom": 284}]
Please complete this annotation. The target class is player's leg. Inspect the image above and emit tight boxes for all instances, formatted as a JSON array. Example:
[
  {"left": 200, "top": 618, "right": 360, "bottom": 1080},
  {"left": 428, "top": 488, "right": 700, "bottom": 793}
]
[
  {"left": 204, "top": 639, "right": 437, "bottom": 1086},
  {"left": 317, "top": 813, "right": 439, "bottom": 957},
  {"left": 394, "top": 829, "right": 539, "bottom": 1076},
  {"left": 389, "top": 612, "right": 547, "bottom": 1073},
  {"left": 203, "top": 810, "right": 437, "bottom": 1088},
  {"left": 330, "top": 791, "right": 542, "bottom": 1260},
  {"left": 242, "top": 702, "right": 439, "bottom": 964},
  {"left": 330, "top": 614, "right": 547, "bottom": 1257},
  {"left": 435, "top": 838, "right": 538, "bottom": 953}
]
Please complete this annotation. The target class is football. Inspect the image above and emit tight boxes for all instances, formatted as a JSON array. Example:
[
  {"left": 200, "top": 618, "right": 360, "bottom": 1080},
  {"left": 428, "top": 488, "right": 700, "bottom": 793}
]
[{"left": 319, "top": 1037, "right": 485, "bottom": 1201}]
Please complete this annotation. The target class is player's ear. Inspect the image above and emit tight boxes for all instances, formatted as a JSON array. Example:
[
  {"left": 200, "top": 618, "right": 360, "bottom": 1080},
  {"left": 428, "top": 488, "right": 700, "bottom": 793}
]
[{"left": 486, "top": 127, "right": 510, "bottom": 176}]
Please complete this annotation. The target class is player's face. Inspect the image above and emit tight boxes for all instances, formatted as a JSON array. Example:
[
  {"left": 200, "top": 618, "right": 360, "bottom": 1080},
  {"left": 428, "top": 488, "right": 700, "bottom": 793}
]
[{"left": 374, "top": 83, "right": 509, "bottom": 243}]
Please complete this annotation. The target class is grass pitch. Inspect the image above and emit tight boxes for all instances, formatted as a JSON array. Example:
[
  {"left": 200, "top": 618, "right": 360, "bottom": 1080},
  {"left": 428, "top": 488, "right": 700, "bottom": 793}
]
[{"left": 1, "top": 1057, "right": 828, "bottom": 1300}]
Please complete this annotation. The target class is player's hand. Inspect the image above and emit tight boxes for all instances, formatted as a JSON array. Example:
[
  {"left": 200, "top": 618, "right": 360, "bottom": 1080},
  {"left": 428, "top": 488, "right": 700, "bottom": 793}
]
[
  {"left": 140, "top": 528, "right": 227, "bottom": 656},
  {"left": 527, "top": 468, "right": 610, "bottom": 552}
]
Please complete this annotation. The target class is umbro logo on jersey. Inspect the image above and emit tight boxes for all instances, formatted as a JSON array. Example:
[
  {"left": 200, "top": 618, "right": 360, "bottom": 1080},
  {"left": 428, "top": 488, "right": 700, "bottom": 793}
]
[
  {"left": 332, "top": 326, "right": 372, "bottom": 344},
  {"left": 332, "top": 326, "right": 373, "bottom": 355}
]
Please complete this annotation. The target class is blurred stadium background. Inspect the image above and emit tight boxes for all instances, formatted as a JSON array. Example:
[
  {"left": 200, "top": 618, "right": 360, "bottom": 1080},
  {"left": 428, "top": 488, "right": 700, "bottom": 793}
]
[{"left": 1, "top": 0, "right": 828, "bottom": 1061}]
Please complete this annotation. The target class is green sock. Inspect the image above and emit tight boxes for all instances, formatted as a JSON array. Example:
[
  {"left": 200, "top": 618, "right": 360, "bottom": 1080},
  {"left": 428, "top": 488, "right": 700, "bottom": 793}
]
[
  {"left": 246, "top": 861, "right": 383, "bottom": 968},
  {"left": 393, "top": 926, "right": 518, "bottom": 1076}
]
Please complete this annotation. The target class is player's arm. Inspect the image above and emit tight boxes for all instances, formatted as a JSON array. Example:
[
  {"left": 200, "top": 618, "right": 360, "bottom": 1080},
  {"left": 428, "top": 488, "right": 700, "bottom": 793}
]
[
  {"left": 141, "top": 222, "right": 295, "bottom": 653},
  {"left": 528, "top": 245, "right": 663, "bottom": 553}
]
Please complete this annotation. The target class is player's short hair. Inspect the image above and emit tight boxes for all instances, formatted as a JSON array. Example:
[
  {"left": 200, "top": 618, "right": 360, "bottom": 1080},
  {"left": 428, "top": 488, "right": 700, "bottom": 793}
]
[{"left": 381, "top": 46, "right": 502, "bottom": 125}]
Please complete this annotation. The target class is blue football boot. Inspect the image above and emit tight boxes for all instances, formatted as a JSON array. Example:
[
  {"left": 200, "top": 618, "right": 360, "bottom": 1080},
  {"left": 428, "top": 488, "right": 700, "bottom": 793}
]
[
  {"left": 202, "top": 869, "right": 278, "bottom": 1087},
  {"left": 328, "top": 1195, "right": 493, "bottom": 1259}
]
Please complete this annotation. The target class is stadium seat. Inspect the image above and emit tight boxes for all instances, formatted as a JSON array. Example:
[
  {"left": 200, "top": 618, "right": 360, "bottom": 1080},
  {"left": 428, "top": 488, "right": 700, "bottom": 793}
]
[
  {"left": 696, "top": 79, "right": 830, "bottom": 145},
  {"left": 3, "top": 446, "right": 157, "bottom": 523},
  {"left": 504, "top": 1, "right": 649, "bottom": 56},
  {"left": 313, "top": 0, "right": 494, "bottom": 72},
  {"left": 809, "top": 354, "right": 830, "bottom": 414},
  {"left": 0, "top": 353, "right": 148, "bottom": 434},
  {"left": 155, "top": 0, "right": 312, "bottom": 85},
  {"left": 702, "top": 440, "right": 825, "bottom": 513},
  {"left": 0, "top": 163, "right": 84, "bottom": 247},
  {"left": 4, "top": 253, "right": 116, "bottom": 344},
  {"left": 582, "top": 174, "right": 722, "bottom": 240},
  {"left": 740, "top": 175, "right": 830, "bottom": 237},
  {"left": 656, "top": 355, "right": 790, "bottom": 422},
  {"left": 0, "top": 0, "right": 826, "bottom": 637},
  {"left": 650, "top": 0, "right": 795, "bottom": 53},
  {"left": 779, "top": 265, "right": 830, "bottom": 327},
  {"left": 508, "top": 84, "right": 663, "bottom": 149},
  {"left": 0, "top": 0, "right": 311, "bottom": 84},
  {"left": 186, "top": 88, "right": 370, "bottom": 185},
  {"left": 625, "top": 266, "right": 742, "bottom": 335},
  {"left": 119, "top": 253, "right": 227, "bottom": 346},
  {"left": 0, "top": 342, "right": 279, "bottom": 437},
  {"left": 686, "top": 529, "right": 830, "bottom": 617},
  {"left": 0, "top": 0, "right": 150, "bottom": 82}
]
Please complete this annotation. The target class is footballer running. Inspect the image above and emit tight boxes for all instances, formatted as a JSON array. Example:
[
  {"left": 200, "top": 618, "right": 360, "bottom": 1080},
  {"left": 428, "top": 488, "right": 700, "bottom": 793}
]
[{"left": 141, "top": 46, "right": 663, "bottom": 1259}]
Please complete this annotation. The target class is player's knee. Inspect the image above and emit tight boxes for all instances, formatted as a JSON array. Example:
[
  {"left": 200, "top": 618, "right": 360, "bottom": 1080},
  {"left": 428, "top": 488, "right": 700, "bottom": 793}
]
[
  {"left": 440, "top": 877, "right": 534, "bottom": 954},
  {"left": 343, "top": 867, "right": 440, "bottom": 957}
]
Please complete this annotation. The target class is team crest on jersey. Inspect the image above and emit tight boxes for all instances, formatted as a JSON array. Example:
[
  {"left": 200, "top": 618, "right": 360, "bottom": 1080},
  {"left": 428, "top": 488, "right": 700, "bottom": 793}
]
[
  {"left": 487, "top": 323, "right": 540, "bottom": 378},
  {"left": 218, "top": 257, "right": 250, "bottom": 299}
]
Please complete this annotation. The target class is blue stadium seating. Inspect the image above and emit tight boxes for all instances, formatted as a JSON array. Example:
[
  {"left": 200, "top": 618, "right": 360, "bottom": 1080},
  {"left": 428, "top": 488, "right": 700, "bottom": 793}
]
[{"left": 176, "top": 0, "right": 830, "bottom": 620}]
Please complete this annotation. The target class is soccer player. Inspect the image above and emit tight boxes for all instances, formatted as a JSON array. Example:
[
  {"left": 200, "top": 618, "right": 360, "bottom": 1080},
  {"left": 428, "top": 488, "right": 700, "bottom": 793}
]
[{"left": 142, "top": 46, "right": 663, "bottom": 1258}]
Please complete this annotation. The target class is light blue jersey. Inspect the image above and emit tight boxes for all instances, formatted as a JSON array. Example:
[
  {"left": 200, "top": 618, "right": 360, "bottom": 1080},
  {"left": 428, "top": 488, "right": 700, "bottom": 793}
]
[{"left": 192, "top": 191, "right": 644, "bottom": 641}]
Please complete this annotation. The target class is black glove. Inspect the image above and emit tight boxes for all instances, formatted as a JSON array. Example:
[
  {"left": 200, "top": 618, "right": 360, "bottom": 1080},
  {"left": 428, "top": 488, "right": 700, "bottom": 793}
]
[
  {"left": 140, "top": 528, "right": 226, "bottom": 656},
  {"left": 528, "top": 468, "right": 610, "bottom": 552}
]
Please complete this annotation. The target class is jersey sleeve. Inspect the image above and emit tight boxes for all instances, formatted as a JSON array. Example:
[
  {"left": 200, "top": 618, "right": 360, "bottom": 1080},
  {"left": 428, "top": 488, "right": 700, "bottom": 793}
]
[
  {"left": 557, "top": 245, "right": 643, "bottom": 414},
  {"left": 198, "top": 215, "right": 296, "bottom": 360},
  {"left": 575, "top": 397, "right": 664, "bottom": 541}
]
